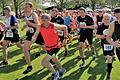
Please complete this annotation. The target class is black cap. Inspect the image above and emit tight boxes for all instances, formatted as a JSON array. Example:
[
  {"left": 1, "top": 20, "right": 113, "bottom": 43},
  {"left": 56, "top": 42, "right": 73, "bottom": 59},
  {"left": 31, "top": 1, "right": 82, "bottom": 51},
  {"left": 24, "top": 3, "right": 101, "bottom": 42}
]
[{"left": 114, "top": 7, "right": 120, "bottom": 14}]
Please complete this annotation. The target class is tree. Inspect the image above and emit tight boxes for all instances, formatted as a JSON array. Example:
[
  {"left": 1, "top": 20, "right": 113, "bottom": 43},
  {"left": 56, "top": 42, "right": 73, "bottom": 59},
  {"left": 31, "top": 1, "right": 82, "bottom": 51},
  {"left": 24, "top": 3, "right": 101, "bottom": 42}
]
[
  {"left": 13, "top": 0, "right": 26, "bottom": 18},
  {"left": 0, "top": 0, "right": 5, "bottom": 15}
]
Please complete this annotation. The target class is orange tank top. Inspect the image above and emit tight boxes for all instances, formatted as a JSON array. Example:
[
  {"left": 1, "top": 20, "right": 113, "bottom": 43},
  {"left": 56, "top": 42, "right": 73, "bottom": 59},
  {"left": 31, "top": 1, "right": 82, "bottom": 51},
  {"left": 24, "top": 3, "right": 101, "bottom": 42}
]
[{"left": 40, "top": 22, "right": 60, "bottom": 51}]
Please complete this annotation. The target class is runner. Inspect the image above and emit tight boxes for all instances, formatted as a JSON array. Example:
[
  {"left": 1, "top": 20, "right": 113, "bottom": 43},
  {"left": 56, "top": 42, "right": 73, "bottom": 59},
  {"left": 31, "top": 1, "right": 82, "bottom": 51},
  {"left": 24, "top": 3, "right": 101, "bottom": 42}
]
[
  {"left": 0, "top": 6, "right": 22, "bottom": 66},
  {"left": 50, "top": 8, "right": 68, "bottom": 56},
  {"left": 63, "top": 10, "right": 73, "bottom": 45},
  {"left": 0, "top": 20, "right": 5, "bottom": 46},
  {"left": 21, "top": 2, "right": 45, "bottom": 74},
  {"left": 107, "top": 7, "right": 120, "bottom": 61},
  {"left": 96, "top": 13, "right": 114, "bottom": 80},
  {"left": 32, "top": 14, "right": 67, "bottom": 80},
  {"left": 96, "top": 9, "right": 104, "bottom": 26},
  {"left": 77, "top": 7, "right": 97, "bottom": 68}
]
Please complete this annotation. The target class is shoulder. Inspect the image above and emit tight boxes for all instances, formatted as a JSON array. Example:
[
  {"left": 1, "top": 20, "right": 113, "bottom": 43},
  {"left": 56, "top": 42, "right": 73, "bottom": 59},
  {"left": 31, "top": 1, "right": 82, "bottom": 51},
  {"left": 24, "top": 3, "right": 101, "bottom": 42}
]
[
  {"left": 77, "top": 16, "right": 81, "bottom": 20},
  {"left": 86, "top": 15, "right": 93, "bottom": 19},
  {"left": 32, "top": 12, "right": 38, "bottom": 18},
  {"left": 11, "top": 15, "right": 16, "bottom": 19},
  {"left": 110, "top": 20, "right": 116, "bottom": 26}
]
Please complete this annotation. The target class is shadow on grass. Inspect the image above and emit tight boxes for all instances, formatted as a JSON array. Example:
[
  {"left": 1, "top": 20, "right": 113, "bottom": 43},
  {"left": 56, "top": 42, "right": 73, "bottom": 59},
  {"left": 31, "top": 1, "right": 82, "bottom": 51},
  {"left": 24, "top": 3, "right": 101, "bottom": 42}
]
[
  {"left": 63, "top": 59, "right": 94, "bottom": 80},
  {"left": 18, "top": 67, "right": 50, "bottom": 80},
  {"left": 0, "top": 48, "right": 45, "bottom": 73},
  {"left": 87, "top": 54, "right": 106, "bottom": 80},
  {"left": 0, "top": 37, "right": 107, "bottom": 80}
]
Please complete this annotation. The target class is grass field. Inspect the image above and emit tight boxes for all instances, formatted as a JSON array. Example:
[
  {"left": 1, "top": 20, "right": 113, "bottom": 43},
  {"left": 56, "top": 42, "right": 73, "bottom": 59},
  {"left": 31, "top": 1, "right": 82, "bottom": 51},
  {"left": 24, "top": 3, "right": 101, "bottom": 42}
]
[{"left": 0, "top": 21, "right": 120, "bottom": 80}]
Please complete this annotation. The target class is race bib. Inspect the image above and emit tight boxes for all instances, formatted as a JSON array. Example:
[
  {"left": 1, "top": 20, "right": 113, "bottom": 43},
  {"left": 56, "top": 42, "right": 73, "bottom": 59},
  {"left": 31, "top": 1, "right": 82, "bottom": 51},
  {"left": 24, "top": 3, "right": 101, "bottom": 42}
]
[
  {"left": 98, "top": 22, "right": 102, "bottom": 26},
  {"left": 58, "top": 30, "right": 64, "bottom": 36},
  {"left": 28, "top": 27, "right": 34, "bottom": 33},
  {"left": 6, "top": 30, "right": 13, "bottom": 37},
  {"left": 104, "top": 44, "right": 113, "bottom": 51},
  {"left": 80, "top": 22, "right": 86, "bottom": 26}
]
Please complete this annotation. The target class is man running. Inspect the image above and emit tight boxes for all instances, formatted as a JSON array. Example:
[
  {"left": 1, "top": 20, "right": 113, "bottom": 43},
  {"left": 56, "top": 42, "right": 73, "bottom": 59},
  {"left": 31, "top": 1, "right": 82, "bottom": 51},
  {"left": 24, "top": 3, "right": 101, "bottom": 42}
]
[
  {"left": 21, "top": 2, "right": 45, "bottom": 74},
  {"left": 32, "top": 14, "right": 67, "bottom": 80},
  {"left": 77, "top": 7, "right": 97, "bottom": 68},
  {"left": 50, "top": 8, "right": 68, "bottom": 56},
  {"left": 0, "top": 6, "right": 22, "bottom": 66},
  {"left": 96, "top": 13, "right": 114, "bottom": 80}
]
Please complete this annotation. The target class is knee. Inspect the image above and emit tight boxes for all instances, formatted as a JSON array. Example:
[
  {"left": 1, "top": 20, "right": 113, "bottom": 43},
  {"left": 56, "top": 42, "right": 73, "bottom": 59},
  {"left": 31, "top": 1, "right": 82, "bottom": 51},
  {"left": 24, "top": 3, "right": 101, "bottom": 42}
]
[
  {"left": 52, "top": 57, "right": 58, "bottom": 63},
  {"left": 41, "top": 59, "right": 48, "bottom": 67},
  {"left": 2, "top": 44, "right": 8, "bottom": 50},
  {"left": 107, "top": 56, "right": 113, "bottom": 63},
  {"left": 23, "top": 47, "right": 30, "bottom": 54},
  {"left": 78, "top": 43, "right": 84, "bottom": 50}
]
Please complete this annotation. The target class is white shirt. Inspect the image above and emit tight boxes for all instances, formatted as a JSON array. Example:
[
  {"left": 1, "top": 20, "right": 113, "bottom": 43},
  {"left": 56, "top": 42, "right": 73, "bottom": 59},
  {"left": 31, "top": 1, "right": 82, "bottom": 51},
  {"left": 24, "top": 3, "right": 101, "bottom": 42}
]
[{"left": 5, "top": 17, "right": 11, "bottom": 28}]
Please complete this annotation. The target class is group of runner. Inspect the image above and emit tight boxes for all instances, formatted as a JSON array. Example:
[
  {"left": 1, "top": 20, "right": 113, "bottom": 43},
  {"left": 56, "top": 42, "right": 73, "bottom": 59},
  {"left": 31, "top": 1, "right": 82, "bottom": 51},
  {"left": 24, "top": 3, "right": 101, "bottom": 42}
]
[{"left": 0, "top": 2, "right": 120, "bottom": 80}]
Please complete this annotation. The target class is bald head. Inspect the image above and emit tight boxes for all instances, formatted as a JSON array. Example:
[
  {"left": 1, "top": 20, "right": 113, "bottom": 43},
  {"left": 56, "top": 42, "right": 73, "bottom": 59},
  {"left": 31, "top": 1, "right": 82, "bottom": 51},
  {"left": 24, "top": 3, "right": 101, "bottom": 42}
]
[
  {"left": 41, "top": 14, "right": 51, "bottom": 25},
  {"left": 102, "top": 13, "right": 111, "bottom": 25},
  {"left": 41, "top": 14, "right": 51, "bottom": 20}
]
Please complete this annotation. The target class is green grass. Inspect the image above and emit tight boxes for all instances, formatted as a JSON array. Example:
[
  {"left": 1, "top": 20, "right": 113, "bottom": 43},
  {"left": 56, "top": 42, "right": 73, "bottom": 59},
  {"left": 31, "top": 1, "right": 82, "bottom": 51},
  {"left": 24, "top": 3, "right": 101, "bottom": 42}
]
[{"left": 0, "top": 21, "right": 120, "bottom": 80}]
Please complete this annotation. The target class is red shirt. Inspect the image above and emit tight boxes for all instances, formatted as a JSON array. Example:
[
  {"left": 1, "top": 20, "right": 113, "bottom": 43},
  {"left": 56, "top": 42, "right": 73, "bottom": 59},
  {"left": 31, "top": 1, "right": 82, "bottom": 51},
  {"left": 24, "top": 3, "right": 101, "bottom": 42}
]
[{"left": 40, "top": 22, "right": 60, "bottom": 51}]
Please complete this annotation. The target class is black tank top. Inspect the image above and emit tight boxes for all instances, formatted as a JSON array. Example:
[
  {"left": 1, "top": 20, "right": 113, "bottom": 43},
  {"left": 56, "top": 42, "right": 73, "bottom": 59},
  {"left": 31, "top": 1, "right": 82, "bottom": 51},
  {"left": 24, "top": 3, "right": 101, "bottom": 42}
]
[
  {"left": 28, "top": 12, "right": 35, "bottom": 27},
  {"left": 27, "top": 12, "right": 36, "bottom": 33},
  {"left": 96, "top": 15, "right": 103, "bottom": 25},
  {"left": 113, "top": 21, "right": 120, "bottom": 40}
]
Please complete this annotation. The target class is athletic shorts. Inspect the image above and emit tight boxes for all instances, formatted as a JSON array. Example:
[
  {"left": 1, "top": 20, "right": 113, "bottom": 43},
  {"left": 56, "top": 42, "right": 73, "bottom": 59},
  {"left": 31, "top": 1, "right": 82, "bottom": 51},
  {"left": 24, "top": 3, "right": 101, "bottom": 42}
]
[
  {"left": 25, "top": 31, "right": 34, "bottom": 41},
  {"left": 4, "top": 29, "right": 19, "bottom": 42},
  {"left": 101, "top": 43, "right": 114, "bottom": 56},
  {"left": 67, "top": 27, "right": 71, "bottom": 33},
  {"left": 78, "top": 30, "right": 93, "bottom": 45},
  {"left": 47, "top": 48, "right": 60, "bottom": 56},
  {"left": 59, "top": 35, "right": 64, "bottom": 43},
  {"left": 26, "top": 32, "right": 45, "bottom": 45},
  {"left": 35, "top": 33, "right": 45, "bottom": 45}
]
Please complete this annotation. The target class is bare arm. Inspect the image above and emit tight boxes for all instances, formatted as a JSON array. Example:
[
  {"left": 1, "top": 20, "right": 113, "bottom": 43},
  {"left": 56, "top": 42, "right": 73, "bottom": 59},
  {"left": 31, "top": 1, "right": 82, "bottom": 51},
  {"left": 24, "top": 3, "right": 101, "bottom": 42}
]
[
  {"left": 96, "top": 34, "right": 106, "bottom": 39},
  {"left": 25, "top": 12, "right": 40, "bottom": 28},
  {"left": 32, "top": 25, "right": 40, "bottom": 42},
  {"left": 54, "top": 23, "right": 68, "bottom": 37},
  {"left": 86, "top": 25, "right": 95, "bottom": 29},
  {"left": 21, "top": 24, "right": 27, "bottom": 31},
  {"left": 34, "top": 25, "right": 40, "bottom": 37},
  {"left": 106, "top": 22, "right": 114, "bottom": 44}
]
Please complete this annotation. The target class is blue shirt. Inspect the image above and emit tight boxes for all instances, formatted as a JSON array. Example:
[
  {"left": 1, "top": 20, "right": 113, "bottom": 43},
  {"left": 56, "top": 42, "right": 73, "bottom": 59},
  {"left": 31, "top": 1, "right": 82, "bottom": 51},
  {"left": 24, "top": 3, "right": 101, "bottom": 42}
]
[{"left": 64, "top": 16, "right": 70, "bottom": 28}]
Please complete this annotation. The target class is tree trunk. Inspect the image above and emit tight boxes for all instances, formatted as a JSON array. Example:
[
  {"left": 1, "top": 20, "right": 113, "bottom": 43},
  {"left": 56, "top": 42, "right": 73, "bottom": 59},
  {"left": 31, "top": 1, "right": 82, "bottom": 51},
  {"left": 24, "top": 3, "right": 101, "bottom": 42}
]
[
  {"left": 1, "top": 0, "right": 5, "bottom": 15},
  {"left": 60, "top": 0, "right": 64, "bottom": 11},
  {"left": 13, "top": 0, "right": 19, "bottom": 18},
  {"left": 91, "top": 0, "right": 96, "bottom": 11}
]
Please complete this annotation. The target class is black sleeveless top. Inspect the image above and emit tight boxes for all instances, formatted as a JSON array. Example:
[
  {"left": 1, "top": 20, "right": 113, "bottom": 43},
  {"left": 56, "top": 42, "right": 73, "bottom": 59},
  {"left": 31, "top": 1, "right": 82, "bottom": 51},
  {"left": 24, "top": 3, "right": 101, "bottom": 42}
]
[
  {"left": 27, "top": 12, "right": 36, "bottom": 33},
  {"left": 113, "top": 21, "right": 120, "bottom": 40}
]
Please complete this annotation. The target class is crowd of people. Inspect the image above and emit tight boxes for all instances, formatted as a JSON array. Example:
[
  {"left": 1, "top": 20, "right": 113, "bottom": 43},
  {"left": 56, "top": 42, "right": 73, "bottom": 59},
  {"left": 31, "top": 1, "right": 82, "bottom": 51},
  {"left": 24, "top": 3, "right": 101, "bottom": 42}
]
[{"left": 0, "top": 2, "right": 120, "bottom": 80}]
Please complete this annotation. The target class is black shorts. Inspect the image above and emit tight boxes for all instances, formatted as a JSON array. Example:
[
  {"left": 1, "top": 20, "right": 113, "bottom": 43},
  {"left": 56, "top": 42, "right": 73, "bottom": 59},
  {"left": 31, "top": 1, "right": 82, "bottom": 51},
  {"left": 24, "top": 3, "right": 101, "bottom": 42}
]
[
  {"left": 25, "top": 31, "right": 34, "bottom": 41},
  {"left": 35, "top": 33, "right": 45, "bottom": 45},
  {"left": 4, "top": 29, "right": 19, "bottom": 42},
  {"left": 78, "top": 30, "right": 93, "bottom": 45},
  {"left": 26, "top": 32, "right": 45, "bottom": 45},
  {"left": 101, "top": 43, "right": 114, "bottom": 56},
  {"left": 0, "top": 32, "right": 4, "bottom": 40},
  {"left": 47, "top": 48, "right": 60, "bottom": 56},
  {"left": 59, "top": 36, "right": 64, "bottom": 43},
  {"left": 68, "top": 27, "right": 71, "bottom": 33}
]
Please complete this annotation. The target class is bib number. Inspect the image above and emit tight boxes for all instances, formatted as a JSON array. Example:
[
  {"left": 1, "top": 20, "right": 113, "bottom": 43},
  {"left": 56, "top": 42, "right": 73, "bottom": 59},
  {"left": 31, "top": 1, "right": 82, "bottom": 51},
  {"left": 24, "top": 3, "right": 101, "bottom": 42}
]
[
  {"left": 104, "top": 44, "right": 113, "bottom": 51},
  {"left": 6, "top": 30, "right": 13, "bottom": 37},
  {"left": 28, "top": 27, "right": 34, "bottom": 33},
  {"left": 98, "top": 22, "right": 102, "bottom": 26},
  {"left": 58, "top": 30, "right": 64, "bottom": 36}
]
